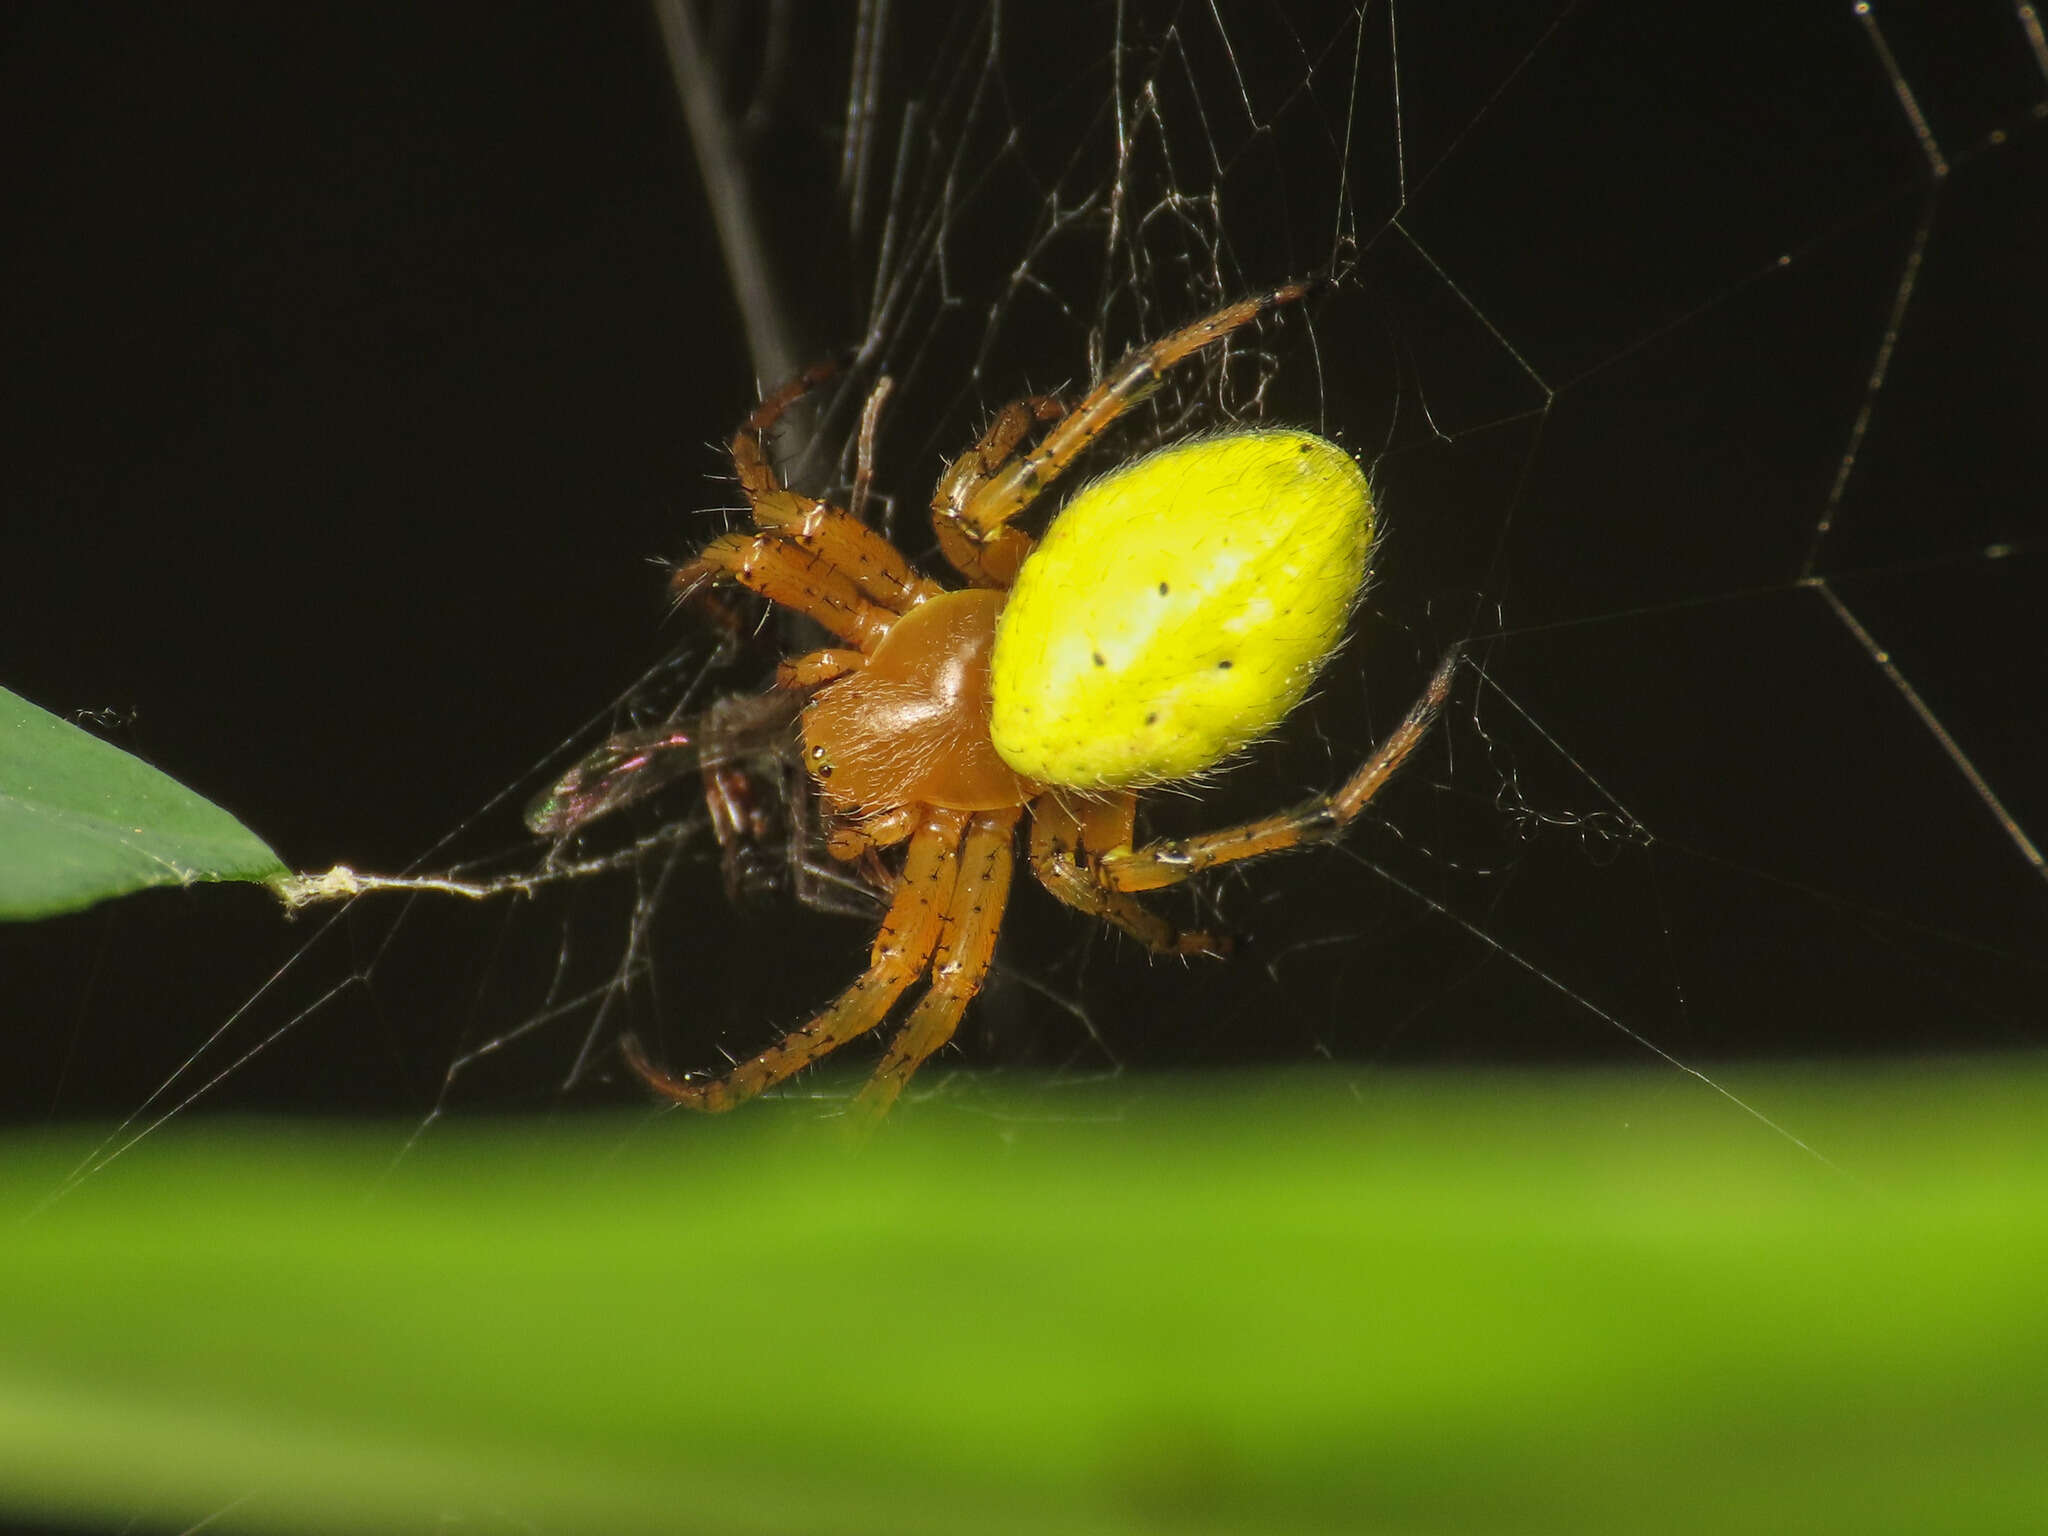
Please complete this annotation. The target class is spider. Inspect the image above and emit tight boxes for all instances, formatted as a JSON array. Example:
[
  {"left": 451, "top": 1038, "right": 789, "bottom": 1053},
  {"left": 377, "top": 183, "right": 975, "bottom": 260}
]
[{"left": 603, "top": 281, "right": 1458, "bottom": 1120}]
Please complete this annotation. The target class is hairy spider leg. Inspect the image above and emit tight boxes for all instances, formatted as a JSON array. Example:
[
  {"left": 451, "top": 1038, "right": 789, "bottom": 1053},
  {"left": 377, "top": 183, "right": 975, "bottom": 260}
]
[
  {"left": 653, "top": 369, "right": 862, "bottom": 652},
  {"left": 622, "top": 807, "right": 971, "bottom": 1112},
  {"left": 728, "top": 355, "right": 843, "bottom": 498},
  {"left": 1027, "top": 792, "right": 1226, "bottom": 957},
  {"left": 852, "top": 805, "right": 1023, "bottom": 1120},
  {"left": 825, "top": 803, "right": 915, "bottom": 898},
  {"left": 830, "top": 803, "right": 919, "bottom": 855},
  {"left": 675, "top": 534, "right": 896, "bottom": 651},
  {"left": 1097, "top": 647, "right": 1460, "bottom": 893},
  {"left": 754, "top": 495, "right": 938, "bottom": 613},
  {"left": 730, "top": 357, "right": 940, "bottom": 614},
  {"left": 703, "top": 473, "right": 936, "bottom": 621},
  {"left": 945, "top": 281, "right": 1313, "bottom": 543},
  {"left": 775, "top": 648, "right": 864, "bottom": 690},
  {"left": 930, "top": 394, "right": 1067, "bottom": 588}
]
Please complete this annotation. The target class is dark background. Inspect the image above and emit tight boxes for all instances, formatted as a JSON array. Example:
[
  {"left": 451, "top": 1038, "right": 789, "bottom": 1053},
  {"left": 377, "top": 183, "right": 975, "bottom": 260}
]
[{"left": 6, "top": 2, "right": 2045, "bottom": 1124}]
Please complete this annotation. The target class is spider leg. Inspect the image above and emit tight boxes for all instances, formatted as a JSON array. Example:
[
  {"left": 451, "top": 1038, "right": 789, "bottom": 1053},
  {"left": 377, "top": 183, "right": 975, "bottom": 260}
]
[
  {"left": 731, "top": 355, "right": 844, "bottom": 483},
  {"left": 945, "top": 282, "right": 1312, "bottom": 543},
  {"left": 1099, "top": 648, "right": 1460, "bottom": 893},
  {"left": 853, "top": 806, "right": 1023, "bottom": 1121},
  {"left": 1026, "top": 791, "right": 1226, "bottom": 957},
  {"left": 930, "top": 395, "right": 1066, "bottom": 587},
  {"left": 731, "top": 359, "right": 940, "bottom": 614},
  {"left": 828, "top": 803, "right": 918, "bottom": 860},
  {"left": 675, "top": 533, "right": 897, "bottom": 651},
  {"left": 822, "top": 806, "right": 907, "bottom": 901},
  {"left": 749, "top": 491, "right": 940, "bottom": 612},
  {"left": 622, "top": 807, "right": 969, "bottom": 1112},
  {"left": 775, "top": 648, "right": 864, "bottom": 690}
]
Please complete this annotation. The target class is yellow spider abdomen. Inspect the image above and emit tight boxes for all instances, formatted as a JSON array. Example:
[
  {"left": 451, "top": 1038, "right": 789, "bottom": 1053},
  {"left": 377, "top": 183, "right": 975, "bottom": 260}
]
[{"left": 988, "top": 429, "right": 1374, "bottom": 788}]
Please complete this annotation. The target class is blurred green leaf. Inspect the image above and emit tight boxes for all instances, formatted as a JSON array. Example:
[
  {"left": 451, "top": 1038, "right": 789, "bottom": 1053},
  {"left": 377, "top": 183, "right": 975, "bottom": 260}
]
[
  {"left": 4, "top": 1064, "right": 2045, "bottom": 1534},
  {"left": 0, "top": 686, "right": 287, "bottom": 920}
]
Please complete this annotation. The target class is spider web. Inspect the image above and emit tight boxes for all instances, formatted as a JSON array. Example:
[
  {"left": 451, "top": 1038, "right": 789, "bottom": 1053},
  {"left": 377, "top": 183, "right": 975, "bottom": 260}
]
[{"left": 11, "top": 0, "right": 2045, "bottom": 1164}]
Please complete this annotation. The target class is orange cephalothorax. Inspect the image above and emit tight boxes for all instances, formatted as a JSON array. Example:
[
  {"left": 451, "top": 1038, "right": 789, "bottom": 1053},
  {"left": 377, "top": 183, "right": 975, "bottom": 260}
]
[{"left": 802, "top": 588, "right": 1033, "bottom": 814}]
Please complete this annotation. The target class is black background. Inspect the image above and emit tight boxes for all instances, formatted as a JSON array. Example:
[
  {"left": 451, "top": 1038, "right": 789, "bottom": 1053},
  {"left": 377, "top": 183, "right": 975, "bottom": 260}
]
[{"left": 7, "top": 1, "right": 2045, "bottom": 1124}]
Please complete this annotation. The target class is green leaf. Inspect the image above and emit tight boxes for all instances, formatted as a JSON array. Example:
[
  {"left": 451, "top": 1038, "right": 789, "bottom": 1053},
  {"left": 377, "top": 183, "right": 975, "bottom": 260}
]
[
  {"left": 3, "top": 1064, "right": 2045, "bottom": 1534},
  {"left": 0, "top": 686, "right": 287, "bottom": 921}
]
